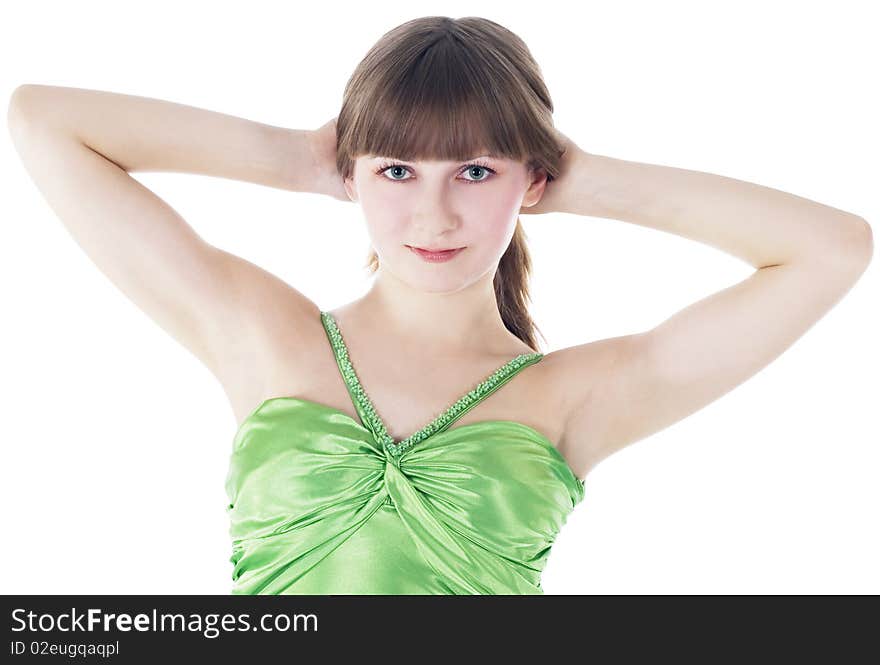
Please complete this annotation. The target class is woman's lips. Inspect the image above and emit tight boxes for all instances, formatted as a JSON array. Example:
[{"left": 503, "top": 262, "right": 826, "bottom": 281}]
[{"left": 407, "top": 245, "right": 465, "bottom": 262}]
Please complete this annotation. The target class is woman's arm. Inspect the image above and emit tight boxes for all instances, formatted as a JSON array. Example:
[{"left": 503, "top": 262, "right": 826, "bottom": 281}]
[
  {"left": 543, "top": 142, "right": 871, "bottom": 267},
  {"left": 6, "top": 84, "right": 338, "bottom": 421},
  {"left": 8, "top": 83, "right": 331, "bottom": 194},
  {"left": 533, "top": 137, "right": 872, "bottom": 476}
]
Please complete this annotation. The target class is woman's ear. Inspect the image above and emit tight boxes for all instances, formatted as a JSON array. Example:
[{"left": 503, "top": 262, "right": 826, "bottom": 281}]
[
  {"left": 343, "top": 176, "right": 359, "bottom": 203},
  {"left": 521, "top": 166, "right": 549, "bottom": 209}
]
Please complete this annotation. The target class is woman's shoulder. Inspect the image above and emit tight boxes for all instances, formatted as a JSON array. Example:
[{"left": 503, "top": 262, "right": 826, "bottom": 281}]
[
  {"left": 215, "top": 280, "right": 325, "bottom": 428},
  {"left": 540, "top": 333, "right": 648, "bottom": 476}
]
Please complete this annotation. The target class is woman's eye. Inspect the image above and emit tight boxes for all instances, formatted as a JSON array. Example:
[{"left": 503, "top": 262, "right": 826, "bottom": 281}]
[
  {"left": 375, "top": 163, "right": 495, "bottom": 183},
  {"left": 379, "top": 165, "right": 410, "bottom": 180},
  {"left": 462, "top": 165, "right": 492, "bottom": 182}
]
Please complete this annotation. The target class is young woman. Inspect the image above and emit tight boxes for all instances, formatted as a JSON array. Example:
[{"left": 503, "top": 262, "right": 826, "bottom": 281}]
[{"left": 8, "top": 16, "right": 872, "bottom": 595}]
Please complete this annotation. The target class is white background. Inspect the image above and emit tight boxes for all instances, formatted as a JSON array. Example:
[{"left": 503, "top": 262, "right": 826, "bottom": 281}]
[{"left": 1, "top": 0, "right": 876, "bottom": 594}]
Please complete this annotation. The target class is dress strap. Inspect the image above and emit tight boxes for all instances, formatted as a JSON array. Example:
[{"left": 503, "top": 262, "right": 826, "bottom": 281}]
[
  {"left": 320, "top": 310, "right": 544, "bottom": 457},
  {"left": 431, "top": 352, "right": 544, "bottom": 437},
  {"left": 320, "top": 311, "right": 377, "bottom": 437}
]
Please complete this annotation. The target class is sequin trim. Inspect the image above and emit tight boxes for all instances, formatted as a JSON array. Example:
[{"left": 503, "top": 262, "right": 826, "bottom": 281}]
[{"left": 320, "top": 311, "right": 543, "bottom": 458}]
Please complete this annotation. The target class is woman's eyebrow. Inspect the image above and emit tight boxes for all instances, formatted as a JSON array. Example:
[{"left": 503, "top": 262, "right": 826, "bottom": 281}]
[{"left": 367, "top": 154, "right": 496, "bottom": 162}]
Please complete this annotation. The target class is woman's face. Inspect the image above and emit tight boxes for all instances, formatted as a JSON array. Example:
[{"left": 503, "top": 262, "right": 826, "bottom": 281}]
[{"left": 343, "top": 152, "right": 547, "bottom": 293}]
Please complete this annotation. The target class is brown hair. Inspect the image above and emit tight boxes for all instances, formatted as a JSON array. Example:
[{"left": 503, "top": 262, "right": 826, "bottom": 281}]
[{"left": 335, "top": 16, "right": 566, "bottom": 352}]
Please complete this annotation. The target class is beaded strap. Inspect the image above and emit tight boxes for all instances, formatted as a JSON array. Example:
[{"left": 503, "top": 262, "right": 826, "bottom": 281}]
[{"left": 320, "top": 311, "right": 543, "bottom": 458}]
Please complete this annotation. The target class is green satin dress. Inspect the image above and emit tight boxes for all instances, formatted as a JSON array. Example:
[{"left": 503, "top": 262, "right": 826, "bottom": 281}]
[{"left": 225, "top": 311, "right": 585, "bottom": 594}]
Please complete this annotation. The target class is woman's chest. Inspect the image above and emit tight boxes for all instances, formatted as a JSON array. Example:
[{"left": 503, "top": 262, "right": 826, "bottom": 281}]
[{"left": 248, "top": 328, "right": 565, "bottom": 450}]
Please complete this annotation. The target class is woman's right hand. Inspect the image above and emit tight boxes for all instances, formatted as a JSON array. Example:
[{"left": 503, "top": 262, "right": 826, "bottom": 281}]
[{"left": 308, "top": 117, "right": 350, "bottom": 203}]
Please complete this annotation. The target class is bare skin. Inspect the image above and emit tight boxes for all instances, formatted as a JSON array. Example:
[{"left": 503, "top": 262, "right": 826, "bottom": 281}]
[{"left": 8, "top": 85, "right": 873, "bottom": 480}]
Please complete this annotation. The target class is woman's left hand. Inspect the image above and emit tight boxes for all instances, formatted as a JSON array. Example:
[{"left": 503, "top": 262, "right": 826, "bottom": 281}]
[{"left": 519, "top": 128, "right": 585, "bottom": 215}]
